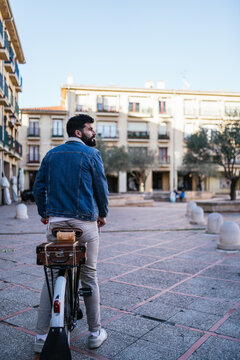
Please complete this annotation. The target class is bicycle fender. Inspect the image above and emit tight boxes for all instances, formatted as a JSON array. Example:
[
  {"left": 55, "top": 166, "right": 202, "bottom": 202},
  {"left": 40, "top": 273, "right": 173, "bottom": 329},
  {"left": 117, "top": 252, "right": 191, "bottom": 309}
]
[{"left": 40, "top": 327, "right": 71, "bottom": 360}]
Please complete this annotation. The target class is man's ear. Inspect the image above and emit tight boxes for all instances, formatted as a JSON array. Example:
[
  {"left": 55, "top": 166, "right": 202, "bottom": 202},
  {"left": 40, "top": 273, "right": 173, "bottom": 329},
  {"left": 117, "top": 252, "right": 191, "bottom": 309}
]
[{"left": 74, "top": 129, "right": 82, "bottom": 138}]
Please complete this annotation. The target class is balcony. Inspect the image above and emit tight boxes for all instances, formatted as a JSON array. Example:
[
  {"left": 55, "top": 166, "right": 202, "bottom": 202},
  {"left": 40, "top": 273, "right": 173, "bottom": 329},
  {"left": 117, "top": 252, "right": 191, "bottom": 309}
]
[
  {"left": 14, "top": 140, "right": 22, "bottom": 157},
  {"left": 4, "top": 47, "right": 15, "bottom": 73},
  {"left": 96, "top": 104, "right": 119, "bottom": 116},
  {"left": 128, "top": 131, "right": 150, "bottom": 140},
  {"left": 75, "top": 104, "right": 88, "bottom": 113},
  {"left": 158, "top": 133, "right": 170, "bottom": 141},
  {"left": 0, "top": 79, "right": 9, "bottom": 106},
  {"left": 9, "top": 60, "right": 22, "bottom": 87},
  {"left": 128, "top": 108, "right": 152, "bottom": 118},
  {"left": 4, "top": 129, "right": 9, "bottom": 149},
  {"left": 159, "top": 155, "right": 170, "bottom": 166},
  {"left": 0, "top": 31, "right": 10, "bottom": 60}
]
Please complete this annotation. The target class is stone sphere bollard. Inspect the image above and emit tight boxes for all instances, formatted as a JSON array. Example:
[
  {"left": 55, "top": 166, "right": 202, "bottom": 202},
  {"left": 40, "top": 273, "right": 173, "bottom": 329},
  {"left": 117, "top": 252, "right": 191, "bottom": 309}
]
[
  {"left": 15, "top": 203, "right": 29, "bottom": 220},
  {"left": 207, "top": 213, "right": 223, "bottom": 234},
  {"left": 190, "top": 206, "right": 205, "bottom": 225},
  {"left": 186, "top": 201, "right": 197, "bottom": 217},
  {"left": 217, "top": 221, "right": 240, "bottom": 250}
]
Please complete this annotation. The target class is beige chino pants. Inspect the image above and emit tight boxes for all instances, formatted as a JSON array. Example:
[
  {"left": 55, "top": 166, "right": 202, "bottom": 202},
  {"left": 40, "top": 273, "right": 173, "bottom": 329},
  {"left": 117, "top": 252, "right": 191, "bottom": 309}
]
[{"left": 36, "top": 219, "right": 101, "bottom": 334}]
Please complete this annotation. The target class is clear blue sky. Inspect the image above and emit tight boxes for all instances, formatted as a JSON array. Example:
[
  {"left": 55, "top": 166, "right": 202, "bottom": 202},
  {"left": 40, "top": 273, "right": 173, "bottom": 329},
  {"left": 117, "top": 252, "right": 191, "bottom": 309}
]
[{"left": 10, "top": 0, "right": 240, "bottom": 108}]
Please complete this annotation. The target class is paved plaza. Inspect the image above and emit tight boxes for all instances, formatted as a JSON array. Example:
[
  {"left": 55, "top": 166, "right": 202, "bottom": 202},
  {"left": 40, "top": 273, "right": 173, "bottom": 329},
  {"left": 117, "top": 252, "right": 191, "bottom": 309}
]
[{"left": 0, "top": 202, "right": 240, "bottom": 359}]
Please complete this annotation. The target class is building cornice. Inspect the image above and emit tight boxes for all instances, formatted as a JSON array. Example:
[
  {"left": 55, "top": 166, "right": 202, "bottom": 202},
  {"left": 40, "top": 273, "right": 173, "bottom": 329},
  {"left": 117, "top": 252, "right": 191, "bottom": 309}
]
[{"left": 61, "top": 84, "right": 240, "bottom": 98}]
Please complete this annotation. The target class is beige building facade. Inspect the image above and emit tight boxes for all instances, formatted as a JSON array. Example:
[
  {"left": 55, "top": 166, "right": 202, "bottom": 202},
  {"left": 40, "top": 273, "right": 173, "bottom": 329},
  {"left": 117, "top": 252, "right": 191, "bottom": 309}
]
[
  {"left": 60, "top": 82, "right": 240, "bottom": 194},
  {"left": 19, "top": 82, "right": 240, "bottom": 195},
  {"left": 0, "top": 0, "right": 25, "bottom": 204},
  {"left": 19, "top": 107, "right": 67, "bottom": 190}
]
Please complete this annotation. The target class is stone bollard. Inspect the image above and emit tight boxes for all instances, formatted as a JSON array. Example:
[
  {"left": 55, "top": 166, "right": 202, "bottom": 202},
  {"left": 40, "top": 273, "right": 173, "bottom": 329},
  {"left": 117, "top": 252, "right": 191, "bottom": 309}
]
[
  {"left": 217, "top": 221, "right": 240, "bottom": 250},
  {"left": 207, "top": 213, "right": 223, "bottom": 234},
  {"left": 186, "top": 201, "right": 197, "bottom": 217},
  {"left": 190, "top": 206, "right": 205, "bottom": 225},
  {"left": 15, "top": 203, "right": 29, "bottom": 220}
]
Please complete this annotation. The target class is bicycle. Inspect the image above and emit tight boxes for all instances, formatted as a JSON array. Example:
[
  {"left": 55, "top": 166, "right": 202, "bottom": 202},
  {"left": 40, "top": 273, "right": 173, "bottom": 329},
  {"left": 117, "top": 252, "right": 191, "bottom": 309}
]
[{"left": 36, "top": 227, "right": 92, "bottom": 360}]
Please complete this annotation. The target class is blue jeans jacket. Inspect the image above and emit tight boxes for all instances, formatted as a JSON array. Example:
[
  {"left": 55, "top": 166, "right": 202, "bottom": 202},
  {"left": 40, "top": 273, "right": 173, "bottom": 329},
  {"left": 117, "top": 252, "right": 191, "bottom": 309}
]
[{"left": 33, "top": 140, "right": 109, "bottom": 221}]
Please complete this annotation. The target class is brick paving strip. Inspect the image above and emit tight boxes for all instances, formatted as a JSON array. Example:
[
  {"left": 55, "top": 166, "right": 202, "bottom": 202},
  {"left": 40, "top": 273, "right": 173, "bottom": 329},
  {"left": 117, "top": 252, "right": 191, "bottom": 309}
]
[{"left": 0, "top": 203, "right": 240, "bottom": 359}]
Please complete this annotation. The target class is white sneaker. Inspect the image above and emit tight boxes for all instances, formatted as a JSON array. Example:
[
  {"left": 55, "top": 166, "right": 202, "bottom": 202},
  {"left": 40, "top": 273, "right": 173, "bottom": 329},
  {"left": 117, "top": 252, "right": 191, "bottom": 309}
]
[
  {"left": 88, "top": 328, "right": 107, "bottom": 349},
  {"left": 34, "top": 337, "right": 45, "bottom": 353}
]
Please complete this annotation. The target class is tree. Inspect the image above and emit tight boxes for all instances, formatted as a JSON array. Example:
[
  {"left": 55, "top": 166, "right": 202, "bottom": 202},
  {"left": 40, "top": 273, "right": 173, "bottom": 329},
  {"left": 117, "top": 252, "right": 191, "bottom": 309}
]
[
  {"left": 181, "top": 129, "right": 218, "bottom": 190},
  {"left": 212, "top": 121, "right": 240, "bottom": 200},
  {"left": 183, "top": 122, "right": 240, "bottom": 200},
  {"left": 96, "top": 139, "right": 130, "bottom": 175},
  {"left": 129, "top": 149, "right": 157, "bottom": 192}
]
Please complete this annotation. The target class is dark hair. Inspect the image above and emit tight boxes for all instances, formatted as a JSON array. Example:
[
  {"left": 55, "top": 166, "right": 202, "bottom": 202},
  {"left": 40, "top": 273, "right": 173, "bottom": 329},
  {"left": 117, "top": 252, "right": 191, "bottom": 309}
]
[{"left": 66, "top": 114, "right": 94, "bottom": 137}]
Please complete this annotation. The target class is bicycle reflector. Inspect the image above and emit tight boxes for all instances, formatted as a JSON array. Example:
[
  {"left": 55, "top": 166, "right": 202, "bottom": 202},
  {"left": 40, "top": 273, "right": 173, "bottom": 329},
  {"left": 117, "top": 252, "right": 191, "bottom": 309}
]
[{"left": 53, "top": 299, "right": 61, "bottom": 313}]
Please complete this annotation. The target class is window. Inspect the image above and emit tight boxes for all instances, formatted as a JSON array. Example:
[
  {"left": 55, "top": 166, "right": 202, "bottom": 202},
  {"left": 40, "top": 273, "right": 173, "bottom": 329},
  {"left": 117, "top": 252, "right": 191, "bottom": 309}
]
[
  {"left": 28, "top": 119, "right": 39, "bottom": 136},
  {"left": 29, "top": 145, "right": 39, "bottom": 162},
  {"left": 159, "top": 147, "right": 168, "bottom": 164},
  {"left": 128, "top": 97, "right": 150, "bottom": 114},
  {"left": 97, "top": 122, "right": 117, "bottom": 138},
  {"left": 128, "top": 122, "right": 149, "bottom": 139},
  {"left": 184, "top": 99, "right": 195, "bottom": 116},
  {"left": 225, "top": 102, "right": 240, "bottom": 117},
  {"left": 52, "top": 119, "right": 63, "bottom": 137},
  {"left": 129, "top": 147, "right": 147, "bottom": 157},
  {"left": 159, "top": 100, "right": 166, "bottom": 114},
  {"left": 200, "top": 101, "right": 219, "bottom": 117},
  {"left": 97, "top": 96, "right": 119, "bottom": 112},
  {"left": 158, "top": 123, "right": 169, "bottom": 139},
  {"left": 184, "top": 123, "right": 194, "bottom": 139},
  {"left": 76, "top": 94, "right": 88, "bottom": 112},
  {"left": 200, "top": 124, "right": 217, "bottom": 140}
]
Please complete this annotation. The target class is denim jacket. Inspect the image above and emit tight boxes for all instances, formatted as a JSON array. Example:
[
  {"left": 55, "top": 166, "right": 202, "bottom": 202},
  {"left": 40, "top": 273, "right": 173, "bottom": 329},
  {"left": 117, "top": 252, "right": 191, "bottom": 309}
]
[{"left": 33, "top": 138, "right": 109, "bottom": 221}]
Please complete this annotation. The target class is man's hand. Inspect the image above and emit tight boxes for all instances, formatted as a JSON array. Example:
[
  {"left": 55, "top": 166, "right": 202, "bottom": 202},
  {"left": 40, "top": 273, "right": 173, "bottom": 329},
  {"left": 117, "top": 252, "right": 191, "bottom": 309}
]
[
  {"left": 97, "top": 217, "right": 106, "bottom": 228},
  {"left": 41, "top": 217, "right": 49, "bottom": 225}
]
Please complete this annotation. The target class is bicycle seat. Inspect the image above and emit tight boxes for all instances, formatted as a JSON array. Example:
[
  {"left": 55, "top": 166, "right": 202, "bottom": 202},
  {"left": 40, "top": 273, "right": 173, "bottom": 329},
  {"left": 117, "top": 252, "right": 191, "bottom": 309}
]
[{"left": 52, "top": 227, "right": 83, "bottom": 242}]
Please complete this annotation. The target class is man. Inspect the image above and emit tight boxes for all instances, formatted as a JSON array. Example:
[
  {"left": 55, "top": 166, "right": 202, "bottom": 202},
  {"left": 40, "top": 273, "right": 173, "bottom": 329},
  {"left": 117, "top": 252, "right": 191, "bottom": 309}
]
[{"left": 33, "top": 114, "right": 109, "bottom": 352}]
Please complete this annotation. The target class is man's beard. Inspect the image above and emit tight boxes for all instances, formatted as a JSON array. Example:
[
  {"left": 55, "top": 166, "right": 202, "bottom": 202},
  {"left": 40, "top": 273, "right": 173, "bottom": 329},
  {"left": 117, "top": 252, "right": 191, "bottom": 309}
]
[{"left": 81, "top": 133, "right": 96, "bottom": 147}]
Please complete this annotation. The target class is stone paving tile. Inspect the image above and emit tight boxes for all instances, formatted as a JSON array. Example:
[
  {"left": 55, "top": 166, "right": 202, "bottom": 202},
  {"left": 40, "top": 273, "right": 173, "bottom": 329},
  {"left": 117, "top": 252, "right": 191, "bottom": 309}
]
[
  {"left": 113, "top": 339, "right": 180, "bottom": 360},
  {"left": 116, "top": 267, "right": 188, "bottom": 289},
  {"left": 185, "top": 297, "right": 234, "bottom": 316},
  {"left": 134, "top": 246, "right": 184, "bottom": 258},
  {"left": 0, "top": 269, "right": 41, "bottom": 286},
  {"left": 97, "top": 262, "right": 135, "bottom": 281},
  {"left": 147, "top": 257, "right": 209, "bottom": 274},
  {"left": 142, "top": 322, "right": 202, "bottom": 355},
  {"left": 0, "top": 285, "right": 40, "bottom": 306},
  {"left": 168, "top": 309, "right": 221, "bottom": 330},
  {"left": 217, "top": 318, "right": 240, "bottom": 339},
  {"left": 200, "top": 264, "right": 240, "bottom": 281},
  {"left": 0, "top": 298, "right": 33, "bottom": 319},
  {"left": 99, "top": 281, "right": 159, "bottom": 311},
  {"left": 154, "top": 291, "right": 196, "bottom": 308},
  {"left": 105, "top": 313, "right": 159, "bottom": 337},
  {"left": 4, "top": 307, "right": 37, "bottom": 332},
  {"left": 188, "top": 336, "right": 240, "bottom": 360},
  {"left": 133, "top": 299, "right": 182, "bottom": 320},
  {"left": 173, "top": 276, "right": 240, "bottom": 299},
  {"left": 104, "top": 253, "right": 161, "bottom": 267}
]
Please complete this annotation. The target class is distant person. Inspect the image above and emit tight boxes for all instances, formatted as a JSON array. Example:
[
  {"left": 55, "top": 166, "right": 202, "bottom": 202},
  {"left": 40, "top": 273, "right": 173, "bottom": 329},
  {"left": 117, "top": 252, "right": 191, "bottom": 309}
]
[
  {"left": 180, "top": 189, "right": 185, "bottom": 202},
  {"left": 33, "top": 114, "right": 109, "bottom": 353}
]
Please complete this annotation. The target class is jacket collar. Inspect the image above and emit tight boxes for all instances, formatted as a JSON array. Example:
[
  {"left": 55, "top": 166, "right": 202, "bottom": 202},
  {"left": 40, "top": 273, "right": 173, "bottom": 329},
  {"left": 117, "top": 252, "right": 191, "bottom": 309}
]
[{"left": 66, "top": 137, "right": 86, "bottom": 145}]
